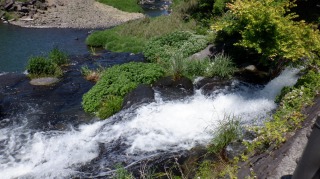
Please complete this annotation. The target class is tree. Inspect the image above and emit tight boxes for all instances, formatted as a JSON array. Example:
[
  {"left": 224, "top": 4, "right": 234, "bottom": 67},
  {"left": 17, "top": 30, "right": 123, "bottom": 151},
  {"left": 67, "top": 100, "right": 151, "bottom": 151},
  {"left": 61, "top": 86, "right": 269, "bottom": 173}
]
[{"left": 211, "top": 0, "right": 320, "bottom": 66}]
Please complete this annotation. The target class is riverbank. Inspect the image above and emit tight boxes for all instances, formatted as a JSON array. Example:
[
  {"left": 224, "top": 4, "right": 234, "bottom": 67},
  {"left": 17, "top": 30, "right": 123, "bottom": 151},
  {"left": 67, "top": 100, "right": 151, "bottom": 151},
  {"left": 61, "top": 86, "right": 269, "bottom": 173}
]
[{"left": 8, "top": 0, "right": 144, "bottom": 28}]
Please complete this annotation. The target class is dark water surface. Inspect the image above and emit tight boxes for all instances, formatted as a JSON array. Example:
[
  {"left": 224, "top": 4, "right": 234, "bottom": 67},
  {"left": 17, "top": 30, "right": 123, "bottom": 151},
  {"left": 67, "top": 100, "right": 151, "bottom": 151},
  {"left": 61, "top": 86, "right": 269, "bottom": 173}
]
[{"left": 0, "top": 23, "right": 90, "bottom": 73}]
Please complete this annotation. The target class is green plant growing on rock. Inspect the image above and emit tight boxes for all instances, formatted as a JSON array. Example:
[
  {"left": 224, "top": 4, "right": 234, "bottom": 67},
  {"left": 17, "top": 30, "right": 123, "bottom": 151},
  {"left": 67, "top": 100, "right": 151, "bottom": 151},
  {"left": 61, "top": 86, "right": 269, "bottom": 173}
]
[
  {"left": 82, "top": 62, "right": 165, "bottom": 119},
  {"left": 208, "top": 115, "right": 242, "bottom": 156},
  {"left": 48, "top": 47, "right": 69, "bottom": 66},
  {"left": 26, "top": 56, "right": 62, "bottom": 78}
]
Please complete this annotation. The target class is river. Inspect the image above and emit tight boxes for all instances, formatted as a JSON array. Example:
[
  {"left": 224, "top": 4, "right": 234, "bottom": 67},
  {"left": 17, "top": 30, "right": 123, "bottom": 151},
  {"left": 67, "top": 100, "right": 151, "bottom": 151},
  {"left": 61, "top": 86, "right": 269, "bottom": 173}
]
[
  {"left": 0, "top": 1, "right": 300, "bottom": 178},
  {"left": 0, "top": 68, "right": 300, "bottom": 178}
]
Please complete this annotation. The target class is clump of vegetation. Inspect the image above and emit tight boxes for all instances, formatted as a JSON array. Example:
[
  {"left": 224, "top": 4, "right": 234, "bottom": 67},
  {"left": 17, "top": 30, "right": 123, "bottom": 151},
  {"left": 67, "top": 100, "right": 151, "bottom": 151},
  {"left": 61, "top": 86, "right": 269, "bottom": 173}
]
[
  {"left": 113, "top": 164, "right": 134, "bottom": 179},
  {"left": 82, "top": 62, "right": 165, "bottom": 119},
  {"left": 97, "top": 0, "right": 143, "bottom": 13},
  {"left": 26, "top": 48, "right": 68, "bottom": 78},
  {"left": 143, "top": 31, "right": 208, "bottom": 64},
  {"left": 26, "top": 56, "right": 62, "bottom": 78},
  {"left": 204, "top": 53, "right": 236, "bottom": 79},
  {"left": 81, "top": 65, "right": 104, "bottom": 82},
  {"left": 211, "top": 0, "right": 320, "bottom": 67},
  {"left": 86, "top": 1, "right": 198, "bottom": 53},
  {"left": 208, "top": 115, "right": 242, "bottom": 155},
  {"left": 48, "top": 47, "right": 69, "bottom": 66}
]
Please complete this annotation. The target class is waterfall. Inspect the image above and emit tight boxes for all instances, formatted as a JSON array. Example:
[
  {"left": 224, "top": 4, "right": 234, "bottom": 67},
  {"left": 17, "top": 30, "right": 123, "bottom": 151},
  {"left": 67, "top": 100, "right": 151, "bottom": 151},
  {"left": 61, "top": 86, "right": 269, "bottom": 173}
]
[{"left": 0, "top": 68, "right": 300, "bottom": 179}]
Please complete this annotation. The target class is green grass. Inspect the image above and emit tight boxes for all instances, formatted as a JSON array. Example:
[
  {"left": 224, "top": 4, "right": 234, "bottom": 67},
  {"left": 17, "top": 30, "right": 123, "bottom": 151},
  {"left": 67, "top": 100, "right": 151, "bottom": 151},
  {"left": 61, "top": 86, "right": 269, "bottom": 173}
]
[
  {"left": 26, "top": 56, "right": 62, "bottom": 78},
  {"left": 86, "top": 3, "right": 198, "bottom": 53},
  {"left": 97, "top": 0, "right": 143, "bottom": 13},
  {"left": 48, "top": 47, "right": 69, "bottom": 66}
]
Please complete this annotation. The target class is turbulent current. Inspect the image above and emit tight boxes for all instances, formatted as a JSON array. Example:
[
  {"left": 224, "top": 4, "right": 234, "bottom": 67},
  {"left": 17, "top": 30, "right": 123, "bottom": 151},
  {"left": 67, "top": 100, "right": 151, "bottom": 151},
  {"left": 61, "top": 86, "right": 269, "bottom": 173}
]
[{"left": 0, "top": 68, "right": 300, "bottom": 178}]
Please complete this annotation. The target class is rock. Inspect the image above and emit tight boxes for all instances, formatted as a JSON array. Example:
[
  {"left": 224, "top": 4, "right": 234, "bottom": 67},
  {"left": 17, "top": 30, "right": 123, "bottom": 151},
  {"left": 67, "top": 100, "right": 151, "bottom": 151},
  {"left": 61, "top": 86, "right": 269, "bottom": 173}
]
[
  {"left": 235, "top": 65, "right": 271, "bottom": 84},
  {"left": 15, "top": 4, "right": 22, "bottom": 11},
  {"left": 20, "top": 6, "right": 29, "bottom": 13},
  {"left": 30, "top": 77, "right": 59, "bottom": 86},
  {"left": 35, "top": 1, "right": 47, "bottom": 10},
  {"left": 189, "top": 44, "right": 216, "bottom": 60},
  {"left": 195, "top": 77, "right": 232, "bottom": 95},
  {"left": 55, "top": 0, "right": 64, "bottom": 6},
  {"left": 153, "top": 76, "right": 194, "bottom": 100},
  {"left": 244, "top": 65, "right": 258, "bottom": 72},
  {"left": 226, "top": 141, "right": 246, "bottom": 160},
  {"left": 4, "top": 0, "right": 14, "bottom": 11},
  {"left": 122, "top": 84, "right": 155, "bottom": 109}
]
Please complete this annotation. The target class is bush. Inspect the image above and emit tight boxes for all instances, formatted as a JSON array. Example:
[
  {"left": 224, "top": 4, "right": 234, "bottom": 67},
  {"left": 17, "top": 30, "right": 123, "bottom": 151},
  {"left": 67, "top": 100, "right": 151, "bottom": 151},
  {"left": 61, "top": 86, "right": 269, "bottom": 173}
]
[
  {"left": 48, "top": 47, "right": 69, "bottom": 66},
  {"left": 204, "top": 53, "right": 236, "bottom": 79},
  {"left": 143, "top": 31, "right": 208, "bottom": 64},
  {"left": 82, "top": 62, "right": 165, "bottom": 118},
  {"left": 97, "top": 0, "right": 143, "bottom": 13},
  {"left": 26, "top": 56, "right": 62, "bottom": 78},
  {"left": 211, "top": 0, "right": 320, "bottom": 65}
]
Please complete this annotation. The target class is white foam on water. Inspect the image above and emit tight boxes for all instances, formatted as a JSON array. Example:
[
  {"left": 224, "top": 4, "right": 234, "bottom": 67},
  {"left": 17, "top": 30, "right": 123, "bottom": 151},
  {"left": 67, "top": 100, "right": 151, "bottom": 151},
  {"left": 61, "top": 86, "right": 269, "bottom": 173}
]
[{"left": 0, "top": 68, "right": 300, "bottom": 179}]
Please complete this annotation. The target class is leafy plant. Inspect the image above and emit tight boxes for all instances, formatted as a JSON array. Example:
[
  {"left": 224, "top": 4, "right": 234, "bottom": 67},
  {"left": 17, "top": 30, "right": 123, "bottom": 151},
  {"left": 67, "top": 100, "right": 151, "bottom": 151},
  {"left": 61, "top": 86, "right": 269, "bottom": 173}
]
[
  {"left": 48, "top": 47, "right": 69, "bottom": 66},
  {"left": 82, "top": 62, "right": 165, "bottom": 118},
  {"left": 26, "top": 56, "right": 62, "bottom": 78},
  {"left": 114, "top": 164, "right": 134, "bottom": 179},
  {"left": 204, "top": 53, "right": 236, "bottom": 79},
  {"left": 143, "top": 31, "right": 208, "bottom": 64}
]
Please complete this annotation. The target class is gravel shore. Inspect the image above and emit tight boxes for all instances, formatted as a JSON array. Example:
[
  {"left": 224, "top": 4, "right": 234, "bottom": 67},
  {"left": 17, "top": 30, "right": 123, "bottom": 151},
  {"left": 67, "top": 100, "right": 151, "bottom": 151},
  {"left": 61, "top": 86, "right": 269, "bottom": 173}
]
[{"left": 10, "top": 0, "right": 144, "bottom": 28}]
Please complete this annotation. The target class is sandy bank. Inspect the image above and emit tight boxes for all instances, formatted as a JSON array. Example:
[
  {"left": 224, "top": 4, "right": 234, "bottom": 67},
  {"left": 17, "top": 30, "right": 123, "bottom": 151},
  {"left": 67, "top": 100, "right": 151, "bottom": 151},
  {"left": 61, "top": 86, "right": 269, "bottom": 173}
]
[{"left": 10, "top": 0, "right": 144, "bottom": 28}]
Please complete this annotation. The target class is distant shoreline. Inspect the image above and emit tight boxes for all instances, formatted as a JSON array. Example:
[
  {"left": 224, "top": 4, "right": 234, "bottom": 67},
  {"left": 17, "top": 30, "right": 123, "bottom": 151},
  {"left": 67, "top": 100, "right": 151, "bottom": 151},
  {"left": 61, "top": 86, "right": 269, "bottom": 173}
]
[{"left": 9, "top": 0, "right": 144, "bottom": 29}]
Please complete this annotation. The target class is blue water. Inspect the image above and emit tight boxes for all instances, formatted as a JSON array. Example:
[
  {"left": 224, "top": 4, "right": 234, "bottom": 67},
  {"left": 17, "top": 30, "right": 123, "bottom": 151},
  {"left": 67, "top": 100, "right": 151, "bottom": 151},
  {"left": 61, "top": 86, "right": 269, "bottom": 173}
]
[{"left": 0, "top": 23, "right": 90, "bottom": 73}]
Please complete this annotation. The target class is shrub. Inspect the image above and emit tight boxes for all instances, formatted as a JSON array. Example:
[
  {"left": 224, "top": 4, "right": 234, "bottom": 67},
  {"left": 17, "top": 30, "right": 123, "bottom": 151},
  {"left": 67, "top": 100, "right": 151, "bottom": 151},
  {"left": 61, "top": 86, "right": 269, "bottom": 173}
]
[
  {"left": 82, "top": 62, "right": 165, "bottom": 118},
  {"left": 143, "top": 31, "right": 208, "bottom": 64},
  {"left": 26, "top": 56, "right": 62, "bottom": 78},
  {"left": 204, "top": 53, "right": 236, "bottom": 79},
  {"left": 211, "top": 0, "right": 320, "bottom": 66},
  {"left": 48, "top": 47, "right": 69, "bottom": 66}
]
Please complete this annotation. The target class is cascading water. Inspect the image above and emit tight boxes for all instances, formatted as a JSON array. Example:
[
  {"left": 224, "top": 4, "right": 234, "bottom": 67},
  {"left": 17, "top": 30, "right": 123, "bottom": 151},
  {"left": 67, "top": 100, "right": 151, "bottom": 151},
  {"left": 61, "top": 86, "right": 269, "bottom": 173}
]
[{"left": 0, "top": 68, "right": 300, "bottom": 178}]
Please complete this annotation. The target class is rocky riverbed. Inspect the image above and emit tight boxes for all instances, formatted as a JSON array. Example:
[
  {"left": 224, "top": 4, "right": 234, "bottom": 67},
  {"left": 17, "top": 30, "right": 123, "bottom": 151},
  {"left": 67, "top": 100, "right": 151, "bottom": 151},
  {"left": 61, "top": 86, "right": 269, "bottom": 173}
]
[{"left": 0, "top": 0, "right": 144, "bottom": 28}]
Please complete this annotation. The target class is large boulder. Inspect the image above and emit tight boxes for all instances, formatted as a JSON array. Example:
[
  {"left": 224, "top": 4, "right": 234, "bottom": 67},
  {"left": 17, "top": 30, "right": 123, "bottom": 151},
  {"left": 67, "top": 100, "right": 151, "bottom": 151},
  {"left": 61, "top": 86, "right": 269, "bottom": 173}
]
[
  {"left": 122, "top": 84, "right": 155, "bottom": 109},
  {"left": 153, "top": 76, "right": 194, "bottom": 100},
  {"left": 195, "top": 77, "right": 232, "bottom": 95},
  {"left": 235, "top": 64, "right": 271, "bottom": 84}
]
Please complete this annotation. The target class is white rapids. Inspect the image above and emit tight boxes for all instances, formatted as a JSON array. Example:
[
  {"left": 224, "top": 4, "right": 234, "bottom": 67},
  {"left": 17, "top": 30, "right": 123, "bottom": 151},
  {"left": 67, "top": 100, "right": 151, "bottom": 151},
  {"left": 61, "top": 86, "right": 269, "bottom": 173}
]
[{"left": 0, "top": 68, "right": 300, "bottom": 178}]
